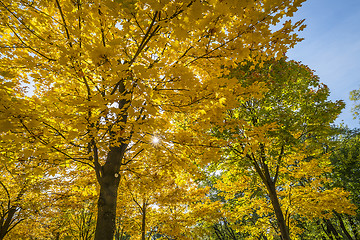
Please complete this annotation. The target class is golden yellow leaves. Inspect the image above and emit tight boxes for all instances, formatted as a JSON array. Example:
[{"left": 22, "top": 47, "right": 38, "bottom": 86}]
[
  {"left": 115, "top": 145, "right": 213, "bottom": 239},
  {"left": 189, "top": 0, "right": 205, "bottom": 20},
  {"left": 289, "top": 185, "right": 355, "bottom": 219},
  {"left": 207, "top": 58, "right": 353, "bottom": 239},
  {"left": 0, "top": 0, "right": 314, "bottom": 238}
]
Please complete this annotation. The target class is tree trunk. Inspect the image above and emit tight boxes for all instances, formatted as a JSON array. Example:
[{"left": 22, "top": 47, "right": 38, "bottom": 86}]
[
  {"left": 95, "top": 184, "right": 118, "bottom": 240},
  {"left": 323, "top": 218, "right": 342, "bottom": 240},
  {"left": 254, "top": 144, "right": 290, "bottom": 240},
  {"left": 0, "top": 207, "right": 18, "bottom": 240},
  {"left": 320, "top": 220, "right": 334, "bottom": 240},
  {"left": 334, "top": 212, "right": 354, "bottom": 240},
  {"left": 94, "top": 146, "right": 125, "bottom": 240},
  {"left": 141, "top": 201, "right": 146, "bottom": 240},
  {"left": 346, "top": 215, "right": 359, "bottom": 240},
  {"left": 266, "top": 181, "right": 291, "bottom": 240}
]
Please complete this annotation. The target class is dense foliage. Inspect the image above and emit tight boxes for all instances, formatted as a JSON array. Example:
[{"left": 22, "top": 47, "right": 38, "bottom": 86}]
[{"left": 0, "top": 0, "right": 358, "bottom": 239}]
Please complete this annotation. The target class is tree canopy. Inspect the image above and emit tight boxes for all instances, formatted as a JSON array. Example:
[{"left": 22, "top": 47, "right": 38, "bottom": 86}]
[
  {"left": 208, "top": 59, "right": 353, "bottom": 240},
  {"left": 0, "top": 0, "right": 357, "bottom": 240}
]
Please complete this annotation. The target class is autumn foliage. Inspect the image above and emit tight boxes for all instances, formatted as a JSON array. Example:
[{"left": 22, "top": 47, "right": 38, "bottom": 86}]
[{"left": 0, "top": 0, "right": 357, "bottom": 240}]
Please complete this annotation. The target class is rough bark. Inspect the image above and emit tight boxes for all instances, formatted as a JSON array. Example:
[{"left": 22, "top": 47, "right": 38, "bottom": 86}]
[
  {"left": 94, "top": 77, "right": 129, "bottom": 240},
  {"left": 94, "top": 145, "right": 125, "bottom": 240}
]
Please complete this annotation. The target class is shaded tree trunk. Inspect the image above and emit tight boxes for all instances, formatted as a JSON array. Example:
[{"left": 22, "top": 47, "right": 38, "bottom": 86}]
[
  {"left": 266, "top": 181, "right": 291, "bottom": 240},
  {"left": 346, "top": 215, "right": 359, "bottom": 240},
  {"left": 94, "top": 79, "right": 131, "bottom": 240},
  {"left": 323, "top": 218, "right": 342, "bottom": 240},
  {"left": 246, "top": 144, "right": 290, "bottom": 240},
  {"left": 141, "top": 201, "right": 146, "bottom": 240},
  {"left": 252, "top": 144, "right": 290, "bottom": 240},
  {"left": 334, "top": 212, "right": 354, "bottom": 240},
  {"left": 320, "top": 221, "right": 335, "bottom": 240},
  {"left": 0, "top": 207, "right": 21, "bottom": 240},
  {"left": 94, "top": 146, "right": 125, "bottom": 240}
]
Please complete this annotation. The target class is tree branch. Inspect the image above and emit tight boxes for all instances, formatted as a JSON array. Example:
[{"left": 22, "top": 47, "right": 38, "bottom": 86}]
[{"left": 55, "top": 0, "right": 72, "bottom": 47}]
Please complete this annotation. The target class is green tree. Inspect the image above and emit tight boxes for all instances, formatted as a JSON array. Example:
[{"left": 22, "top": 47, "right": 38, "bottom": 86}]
[
  {"left": 213, "top": 59, "right": 354, "bottom": 240},
  {"left": 325, "top": 129, "right": 360, "bottom": 240},
  {"left": 350, "top": 89, "right": 360, "bottom": 120}
]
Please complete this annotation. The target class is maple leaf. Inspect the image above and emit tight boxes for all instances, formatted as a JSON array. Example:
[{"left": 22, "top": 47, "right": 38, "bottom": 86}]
[{"left": 0, "top": 0, "right": 306, "bottom": 239}]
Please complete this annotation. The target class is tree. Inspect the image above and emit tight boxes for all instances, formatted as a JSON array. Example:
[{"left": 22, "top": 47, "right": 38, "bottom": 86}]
[
  {"left": 0, "top": 84, "right": 54, "bottom": 239},
  {"left": 0, "top": 132, "right": 57, "bottom": 239},
  {"left": 66, "top": 202, "right": 97, "bottom": 240},
  {"left": 112, "top": 144, "right": 220, "bottom": 240},
  {"left": 0, "top": 1, "right": 306, "bottom": 239},
  {"left": 350, "top": 89, "right": 360, "bottom": 120},
  {"left": 213, "top": 59, "right": 354, "bottom": 240},
  {"left": 325, "top": 129, "right": 360, "bottom": 240},
  {"left": 286, "top": 128, "right": 360, "bottom": 240}
]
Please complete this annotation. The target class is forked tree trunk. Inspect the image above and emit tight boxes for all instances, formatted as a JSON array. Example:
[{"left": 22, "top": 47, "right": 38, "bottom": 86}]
[
  {"left": 94, "top": 146, "right": 125, "bottom": 240},
  {"left": 94, "top": 80, "right": 130, "bottom": 240},
  {"left": 266, "top": 181, "right": 291, "bottom": 240},
  {"left": 0, "top": 207, "right": 19, "bottom": 240},
  {"left": 0, "top": 187, "right": 25, "bottom": 240},
  {"left": 255, "top": 144, "right": 290, "bottom": 240}
]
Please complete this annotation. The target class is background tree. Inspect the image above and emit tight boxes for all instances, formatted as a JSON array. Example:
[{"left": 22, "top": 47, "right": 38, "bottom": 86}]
[
  {"left": 212, "top": 59, "right": 354, "bottom": 240},
  {"left": 350, "top": 89, "right": 360, "bottom": 120},
  {"left": 0, "top": 86, "right": 53, "bottom": 239},
  {"left": 324, "top": 129, "right": 360, "bottom": 240},
  {"left": 283, "top": 128, "right": 360, "bottom": 240},
  {"left": 66, "top": 202, "right": 97, "bottom": 240},
  {"left": 112, "top": 142, "right": 221, "bottom": 240}
]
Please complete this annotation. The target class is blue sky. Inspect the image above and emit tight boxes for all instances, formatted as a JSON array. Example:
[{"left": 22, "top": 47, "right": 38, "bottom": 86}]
[{"left": 286, "top": 0, "right": 360, "bottom": 129}]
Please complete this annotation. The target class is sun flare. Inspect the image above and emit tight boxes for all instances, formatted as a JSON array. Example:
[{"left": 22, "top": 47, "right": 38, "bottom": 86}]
[{"left": 152, "top": 136, "right": 160, "bottom": 144}]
